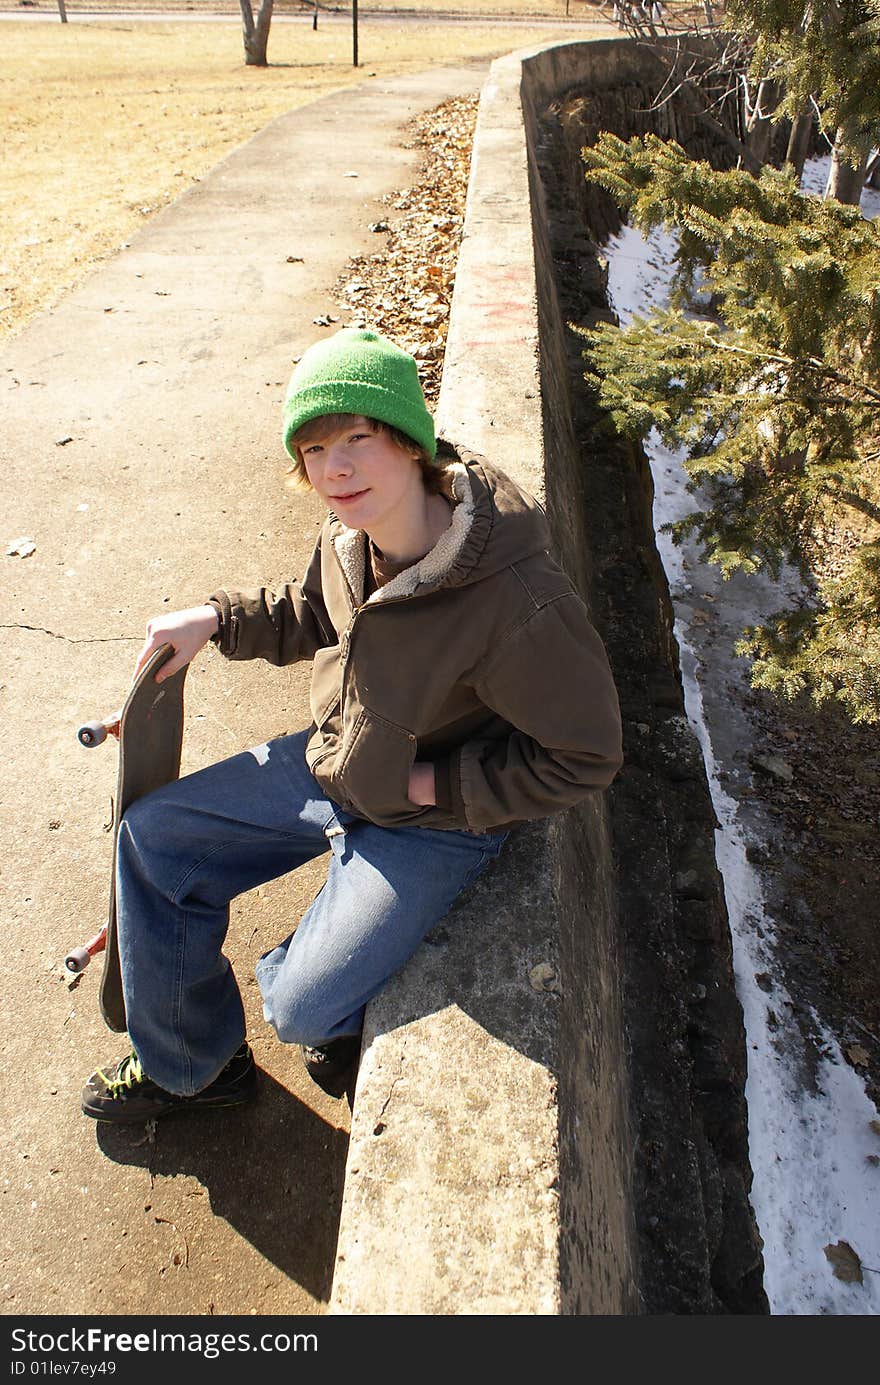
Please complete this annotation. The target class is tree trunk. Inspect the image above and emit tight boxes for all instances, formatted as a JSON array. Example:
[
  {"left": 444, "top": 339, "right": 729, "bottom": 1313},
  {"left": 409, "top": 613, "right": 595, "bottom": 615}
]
[
  {"left": 745, "top": 78, "right": 780, "bottom": 167},
  {"left": 676, "top": 79, "right": 763, "bottom": 175},
  {"left": 785, "top": 105, "right": 814, "bottom": 182},
  {"left": 824, "top": 123, "right": 869, "bottom": 206},
  {"left": 57, "top": 0, "right": 68, "bottom": 21},
  {"left": 239, "top": 0, "right": 274, "bottom": 68}
]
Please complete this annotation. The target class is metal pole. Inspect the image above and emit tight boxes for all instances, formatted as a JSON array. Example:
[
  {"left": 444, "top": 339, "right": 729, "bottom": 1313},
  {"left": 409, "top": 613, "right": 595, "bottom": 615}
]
[{"left": 353, "top": 0, "right": 359, "bottom": 68}]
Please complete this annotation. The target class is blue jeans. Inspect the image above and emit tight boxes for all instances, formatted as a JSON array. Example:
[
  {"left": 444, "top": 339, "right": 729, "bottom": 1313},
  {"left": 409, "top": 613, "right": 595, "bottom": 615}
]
[{"left": 115, "top": 730, "right": 506, "bottom": 1095}]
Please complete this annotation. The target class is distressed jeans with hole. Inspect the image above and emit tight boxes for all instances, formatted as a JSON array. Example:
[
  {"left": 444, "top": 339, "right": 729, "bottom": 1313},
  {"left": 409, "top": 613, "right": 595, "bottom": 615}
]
[{"left": 115, "top": 729, "right": 507, "bottom": 1094}]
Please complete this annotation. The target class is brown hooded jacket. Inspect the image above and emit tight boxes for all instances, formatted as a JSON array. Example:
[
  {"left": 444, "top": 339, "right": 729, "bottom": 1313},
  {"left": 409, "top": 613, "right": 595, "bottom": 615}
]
[{"left": 209, "top": 453, "right": 623, "bottom": 832}]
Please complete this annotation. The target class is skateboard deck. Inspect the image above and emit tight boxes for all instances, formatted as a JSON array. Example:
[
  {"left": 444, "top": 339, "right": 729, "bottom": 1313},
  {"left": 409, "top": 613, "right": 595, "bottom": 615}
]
[{"left": 77, "top": 645, "right": 187, "bottom": 1032}]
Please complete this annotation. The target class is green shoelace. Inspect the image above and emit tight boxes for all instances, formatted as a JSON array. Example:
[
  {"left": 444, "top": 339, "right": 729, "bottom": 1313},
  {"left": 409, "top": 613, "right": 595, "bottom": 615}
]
[{"left": 98, "top": 1053, "right": 145, "bottom": 1097}]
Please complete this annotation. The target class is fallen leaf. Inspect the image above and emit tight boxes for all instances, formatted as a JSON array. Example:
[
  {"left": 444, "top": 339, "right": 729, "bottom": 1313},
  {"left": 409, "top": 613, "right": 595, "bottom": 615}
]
[
  {"left": 844, "top": 1043, "right": 870, "bottom": 1068},
  {"left": 824, "top": 1240, "right": 863, "bottom": 1284},
  {"left": 6, "top": 537, "right": 36, "bottom": 558},
  {"left": 328, "top": 93, "right": 477, "bottom": 410},
  {"left": 751, "top": 753, "right": 794, "bottom": 783},
  {"left": 529, "top": 962, "right": 560, "bottom": 993}
]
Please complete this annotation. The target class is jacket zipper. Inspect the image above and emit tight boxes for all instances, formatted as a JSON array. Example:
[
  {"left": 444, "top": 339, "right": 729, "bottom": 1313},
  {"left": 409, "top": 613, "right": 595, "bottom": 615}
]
[{"left": 325, "top": 538, "right": 426, "bottom": 755}]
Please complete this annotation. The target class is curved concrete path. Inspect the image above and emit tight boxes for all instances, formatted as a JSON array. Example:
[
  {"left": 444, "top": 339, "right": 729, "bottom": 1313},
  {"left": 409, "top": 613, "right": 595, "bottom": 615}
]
[{"left": 1, "top": 63, "right": 485, "bottom": 1317}]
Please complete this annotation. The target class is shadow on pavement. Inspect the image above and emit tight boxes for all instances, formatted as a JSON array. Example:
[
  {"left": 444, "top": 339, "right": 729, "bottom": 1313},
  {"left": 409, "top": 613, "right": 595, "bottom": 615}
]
[{"left": 94, "top": 1069, "right": 348, "bottom": 1304}]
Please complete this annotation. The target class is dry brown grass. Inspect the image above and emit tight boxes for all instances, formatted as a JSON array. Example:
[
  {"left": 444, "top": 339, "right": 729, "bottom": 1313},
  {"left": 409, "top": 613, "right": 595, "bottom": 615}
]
[
  {"left": 0, "top": 1, "right": 609, "bottom": 17},
  {"left": 1, "top": 15, "right": 615, "bottom": 341}
]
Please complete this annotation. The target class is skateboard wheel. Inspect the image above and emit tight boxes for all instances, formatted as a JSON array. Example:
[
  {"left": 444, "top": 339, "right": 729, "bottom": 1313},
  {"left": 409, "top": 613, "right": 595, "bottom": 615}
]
[
  {"left": 77, "top": 721, "right": 107, "bottom": 748},
  {"left": 65, "top": 946, "right": 92, "bottom": 974}
]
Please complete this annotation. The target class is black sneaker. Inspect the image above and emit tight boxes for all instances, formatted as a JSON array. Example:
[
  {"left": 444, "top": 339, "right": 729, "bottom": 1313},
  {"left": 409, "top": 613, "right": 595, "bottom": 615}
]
[
  {"left": 81, "top": 1043, "right": 257, "bottom": 1123},
  {"left": 301, "top": 1036, "right": 361, "bottom": 1099}
]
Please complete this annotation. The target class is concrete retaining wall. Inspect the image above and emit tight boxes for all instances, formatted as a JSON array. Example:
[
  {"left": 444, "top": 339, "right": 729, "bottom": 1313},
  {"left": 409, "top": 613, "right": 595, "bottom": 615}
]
[{"left": 330, "top": 40, "right": 766, "bottom": 1315}]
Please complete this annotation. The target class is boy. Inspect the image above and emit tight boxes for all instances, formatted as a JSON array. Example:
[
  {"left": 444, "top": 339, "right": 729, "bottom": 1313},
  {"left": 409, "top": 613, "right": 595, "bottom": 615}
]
[{"left": 81, "top": 328, "right": 623, "bottom": 1120}]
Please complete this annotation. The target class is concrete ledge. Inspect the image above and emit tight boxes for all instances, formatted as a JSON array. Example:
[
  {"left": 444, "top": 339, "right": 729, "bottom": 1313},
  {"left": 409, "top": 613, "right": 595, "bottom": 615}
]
[
  {"left": 331, "top": 39, "right": 638, "bottom": 1318},
  {"left": 330, "top": 39, "right": 763, "bottom": 1315}
]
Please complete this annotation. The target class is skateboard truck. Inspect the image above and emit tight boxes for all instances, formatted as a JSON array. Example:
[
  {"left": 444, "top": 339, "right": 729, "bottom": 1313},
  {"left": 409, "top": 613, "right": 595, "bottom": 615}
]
[
  {"left": 77, "top": 714, "right": 121, "bottom": 747},
  {"left": 65, "top": 926, "right": 108, "bottom": 974}
]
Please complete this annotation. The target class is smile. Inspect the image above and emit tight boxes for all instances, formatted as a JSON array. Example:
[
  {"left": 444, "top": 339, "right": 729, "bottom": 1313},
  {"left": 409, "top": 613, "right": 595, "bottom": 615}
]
[{"left": 331, "top": 489, "right": 369, "bottom": 503}]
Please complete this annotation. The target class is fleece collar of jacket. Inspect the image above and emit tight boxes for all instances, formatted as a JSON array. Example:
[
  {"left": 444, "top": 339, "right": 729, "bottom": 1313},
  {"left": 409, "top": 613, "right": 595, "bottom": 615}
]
[{"left": 330, "top": 461, "right": 474, "bottom": 606}]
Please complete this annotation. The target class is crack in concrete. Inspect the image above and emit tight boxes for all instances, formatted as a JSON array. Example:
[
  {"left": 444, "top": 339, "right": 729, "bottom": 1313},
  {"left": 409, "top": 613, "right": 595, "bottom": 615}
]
[
  {"left": 0, "top": 623, "right": 137, "bottom": 644},
  {"left": 373, "top": 1059, "right": 406, "bottom": 1135}
]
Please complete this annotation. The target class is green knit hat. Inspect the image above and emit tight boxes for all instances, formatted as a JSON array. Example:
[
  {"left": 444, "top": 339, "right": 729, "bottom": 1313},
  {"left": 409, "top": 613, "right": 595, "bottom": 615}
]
[{"left": 282, "top": 328, "right": 436, "bottom": 461}]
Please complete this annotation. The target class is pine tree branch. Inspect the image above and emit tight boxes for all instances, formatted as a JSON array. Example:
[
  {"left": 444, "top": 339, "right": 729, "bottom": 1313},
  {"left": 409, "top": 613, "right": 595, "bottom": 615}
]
[
  {"left": 822, "top": 488, "right": 880, "bottom": 525},
  {"left": 693, "top": 329, "right": 880, "bottom": 404}
]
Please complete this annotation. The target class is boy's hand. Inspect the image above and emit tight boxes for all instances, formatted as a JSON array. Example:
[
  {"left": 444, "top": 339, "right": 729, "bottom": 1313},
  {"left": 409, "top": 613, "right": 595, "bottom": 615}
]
[
  {"left": 407, "top": 762, "right": 436, "bottom": 807},
  {"left": 134, "top": 605, "right": 220, "bottom": 684}
]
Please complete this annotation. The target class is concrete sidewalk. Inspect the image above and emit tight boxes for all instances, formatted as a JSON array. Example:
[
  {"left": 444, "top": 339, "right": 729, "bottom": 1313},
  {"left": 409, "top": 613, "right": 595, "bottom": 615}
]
[{"left": 1, "top": 64, "right": 484, "bottom": 1316}]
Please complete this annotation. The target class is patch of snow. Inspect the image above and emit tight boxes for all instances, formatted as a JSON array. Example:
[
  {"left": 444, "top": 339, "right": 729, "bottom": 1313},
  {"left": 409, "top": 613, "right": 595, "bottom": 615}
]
[
  {"left": 800, "top": 152, "right": 880, "bottom": 220},
  {"left": 602, "top": 175, "right": 880, "bottom": 1314}
]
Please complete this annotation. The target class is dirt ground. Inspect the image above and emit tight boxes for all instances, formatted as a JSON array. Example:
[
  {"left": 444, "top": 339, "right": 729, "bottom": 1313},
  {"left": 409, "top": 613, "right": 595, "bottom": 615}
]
[
  {"left": 741, "top": 685, "right": 880, "bottom": 1108},
  {"left": 1, "top": 10, "right": 605, "bottom": 344}
]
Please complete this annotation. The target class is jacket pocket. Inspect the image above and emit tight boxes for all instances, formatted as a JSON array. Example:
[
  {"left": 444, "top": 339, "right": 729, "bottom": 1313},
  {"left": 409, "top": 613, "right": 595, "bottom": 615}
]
[
  {"left": 309, "top": 645, "right": 342, "bottom": 728},
  {"left": 334, "top": 707, "right": 424, "bottom": 823}
]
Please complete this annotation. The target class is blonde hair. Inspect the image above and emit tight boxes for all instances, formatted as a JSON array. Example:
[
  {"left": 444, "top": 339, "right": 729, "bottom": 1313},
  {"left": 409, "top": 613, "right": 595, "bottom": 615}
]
[{"left": 287, "top": 414, "right": 450, "bottom": 496}]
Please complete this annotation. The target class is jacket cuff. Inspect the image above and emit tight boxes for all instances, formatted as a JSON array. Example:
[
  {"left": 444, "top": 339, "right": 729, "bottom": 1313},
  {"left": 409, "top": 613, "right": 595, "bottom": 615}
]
[
  {"left": 432, "top": 756, "right": 454, "bottom": 813},
  {"left": 206, "top": 591, "right": 235, "bottom": 656},
  {"left": 434, "top": 749, "right": 468, "bottom": 823}
]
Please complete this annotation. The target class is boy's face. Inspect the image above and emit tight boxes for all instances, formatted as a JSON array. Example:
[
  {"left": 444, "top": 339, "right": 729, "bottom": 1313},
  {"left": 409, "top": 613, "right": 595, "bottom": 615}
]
[{"left": 300, "top": 417, "right": 422, "bottom": 533}]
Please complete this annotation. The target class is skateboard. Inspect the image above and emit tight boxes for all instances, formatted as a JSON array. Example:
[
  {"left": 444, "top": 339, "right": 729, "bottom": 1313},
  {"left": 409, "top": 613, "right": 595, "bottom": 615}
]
[{"left": 68, "top": 644, "right": 187, "bottom": 1032}]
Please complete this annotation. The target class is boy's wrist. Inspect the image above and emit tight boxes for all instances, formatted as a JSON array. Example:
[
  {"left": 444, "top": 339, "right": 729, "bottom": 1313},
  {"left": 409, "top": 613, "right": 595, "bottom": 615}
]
[
  {"left": 408, "top": 761, "right": 436, "bottom": 806},
  {"left": 202, "top": 603, "right": 220, "bottom": 633}
]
